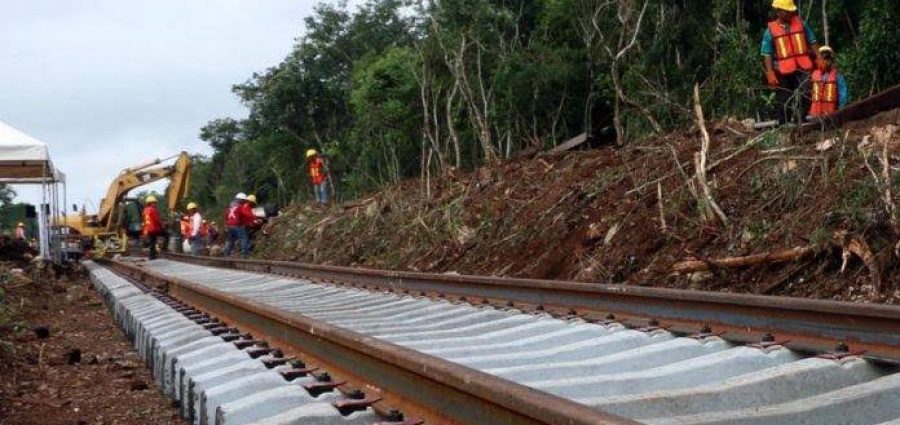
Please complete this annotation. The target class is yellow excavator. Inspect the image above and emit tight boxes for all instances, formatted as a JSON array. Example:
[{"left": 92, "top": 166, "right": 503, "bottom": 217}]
[{"left": 57, "top": 152, "right": 191, "bottom": 254}]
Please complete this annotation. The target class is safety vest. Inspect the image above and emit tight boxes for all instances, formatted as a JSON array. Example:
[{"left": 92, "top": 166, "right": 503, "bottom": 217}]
[
  {"left": 199, "top": 221, "right": 211, "bottom": 237},
  {"left": 180, "top": 217, "right": 192, "bottom": 236},
  {"left": 810, "top": 69, "right": 838, "bottom": 116},
  {"left": 141, "top": 205, "right": 162, "bottom": 236},
  {"left": 308, "top": 157, "right": 325, "bottom": 185},
  {"left": 768, "top": 17, "right": 813, "bottom": 75}
]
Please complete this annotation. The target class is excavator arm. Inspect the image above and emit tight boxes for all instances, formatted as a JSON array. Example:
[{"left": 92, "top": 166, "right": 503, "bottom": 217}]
[
  {"left": 97, "top": 152, "right": 192, "bottom": 232},
  {"left": 165, "top": 153, "right": 191, "bottom": 213}
]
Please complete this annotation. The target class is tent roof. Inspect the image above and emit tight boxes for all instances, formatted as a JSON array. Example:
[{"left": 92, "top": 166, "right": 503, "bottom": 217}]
[{"left": 0, "top": 120, "right": 64, "bottom": 183}]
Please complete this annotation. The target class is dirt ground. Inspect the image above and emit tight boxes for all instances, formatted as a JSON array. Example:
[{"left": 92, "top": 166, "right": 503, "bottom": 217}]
[
  {"left": 0, "top": 270, "right": 185, "bottom": 425},
  {"left": 256, "top": 109, "right": 900, "bottom": 304}
]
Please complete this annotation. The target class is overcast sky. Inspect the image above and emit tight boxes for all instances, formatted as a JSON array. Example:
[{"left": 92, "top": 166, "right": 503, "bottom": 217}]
[{"left": 0, "top": 0, "right": 335, "bottom": 210}]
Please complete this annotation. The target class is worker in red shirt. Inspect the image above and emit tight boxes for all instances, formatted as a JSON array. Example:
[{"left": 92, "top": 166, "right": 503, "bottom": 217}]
[
  {"left": 142, "top": 195, "right": 164, "bottom": 260},
  {"left": 223, "top": 192, "right": 256, "bottom": 257},
  {"left": 306, "top": 149, "right": 328, "bottom": 206}
]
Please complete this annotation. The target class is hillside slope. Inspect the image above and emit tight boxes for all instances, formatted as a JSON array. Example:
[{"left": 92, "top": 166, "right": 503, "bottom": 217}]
[{"left": 255, "top": 110, "right": 900, "bottom": 303}]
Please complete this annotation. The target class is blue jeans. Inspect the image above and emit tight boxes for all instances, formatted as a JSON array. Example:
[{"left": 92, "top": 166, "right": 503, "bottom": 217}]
[
  {"left": 223, "top": 226, "right": 249, "bottom": 257},
  {"left": 190, "top": 237, "right": 203, "bottom": 256},
  {"left": 315, "top": 182, "right": 328, "bottom": 204}
]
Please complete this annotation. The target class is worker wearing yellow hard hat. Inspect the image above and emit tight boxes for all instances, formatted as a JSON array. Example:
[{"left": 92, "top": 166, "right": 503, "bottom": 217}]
[
  {"left": 306, "top": 149, "right": 328, "bottom": 206},
  {"left": 246, "top": 194, "right": 257, "bottom": 205},
  {"left": 771, "top": 0, "right": 796, "bottom": 12},
  {"left": 761, "top": 0, "right": 821, "bottom": 126},
  {"left": 809, "top": 45, "right": 849, "bottom": 117},
  {"left": 141, "top": 194, "right": 163, "bottom": 259},
  {"left": 14, "top": 222, "right": 25, "bottom": 240},
  {"left": 182, "top": 201, "right": 205, "bottom": 256}
]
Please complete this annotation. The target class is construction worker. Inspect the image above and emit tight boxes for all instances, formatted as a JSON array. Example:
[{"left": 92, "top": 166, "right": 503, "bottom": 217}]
[
  {"left": 142, "top": 195, "right": 164, "bottom": 260},
  {"left": 761, "top": 0, "right": 821, "bottom": 125},
  {"left": 186, "top": 202, "right": 204, "bottom": 256},
  {"left": 245, "top": 195, "right": 263, "bottom": 228},
  {"left": 207, "top": 221, "right": 220, "bottom": 244},
  {"left": 14, "top": 222, "right": 25, "bottom": 240},
  {"left": 306, "top": 149, "right": 328, "bottom": 206},
  {"left": 809, "top": 46, "right": 849, "bottom": 118},
  {"left": 223, "top": 192, "right": 255, "bottom": 257}
]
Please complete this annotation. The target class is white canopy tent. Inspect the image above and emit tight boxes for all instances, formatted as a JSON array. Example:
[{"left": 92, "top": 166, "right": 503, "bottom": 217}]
[{"left": 0, "top": 120, "right": 66, "bottom": 262}]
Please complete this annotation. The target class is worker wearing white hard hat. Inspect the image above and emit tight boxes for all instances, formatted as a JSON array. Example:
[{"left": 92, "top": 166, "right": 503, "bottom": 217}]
[{"left": 223, "top": 192, "right": 255, "bottom": 257}]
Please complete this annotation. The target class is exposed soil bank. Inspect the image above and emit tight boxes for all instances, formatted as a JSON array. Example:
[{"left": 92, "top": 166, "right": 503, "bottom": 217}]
[{"left": 256, "top": 110, "right": 900, "bottom": 304}]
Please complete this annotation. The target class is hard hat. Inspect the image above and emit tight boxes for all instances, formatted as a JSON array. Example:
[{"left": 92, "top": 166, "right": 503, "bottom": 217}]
[
  {"left": 16, "top": 222, "right": 23, "bottom": 227},
  {"left": 186, "top": 202, "right": 198, "bottom": 210},
  {"left": 771, "top": 0, "right": 797, "bottom": 12},
  {"left": 146, "top": 195, "right": 158, "bottom": 203},
  {"left": 819, "top": 45, "right": 834, "bottom": 55},
  {"left": 246, "top": 194, "right": 257, "bottom": 204},
  {"left": 305, "top": 149, "right": 317, "bottom": 158},
  {"left": 235, "top": 192, "right": 247, "bottom": 200}
]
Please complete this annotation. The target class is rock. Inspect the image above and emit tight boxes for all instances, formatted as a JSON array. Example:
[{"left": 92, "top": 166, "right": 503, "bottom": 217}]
[
  {"left": 66, "top": 348, "right": 82, "bottom": 365},
  {"left": 129, "top": 380, "right": 148, "bottom": 391},
  {"left": 689, "top": 271, "right": 713, "bottom": 284},
  {"left": 32, "top": 326, "right": 50, "bottom": 339}
]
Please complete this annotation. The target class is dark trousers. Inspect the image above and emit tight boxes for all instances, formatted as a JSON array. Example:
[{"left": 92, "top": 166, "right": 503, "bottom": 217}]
[
  {"left": 775, "top": 71, "right": 810, "bottom": 125},
  {"left": 147, "top": 234, "right": 159, "bottom": 260}
]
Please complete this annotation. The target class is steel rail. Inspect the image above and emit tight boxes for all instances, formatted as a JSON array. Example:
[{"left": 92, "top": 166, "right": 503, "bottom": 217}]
[
  {"left": 803, "top": 83, "right": 900, "bottom": 130},
  {"left": 164, "top": 253, "right": 900, "bottom": 362},
  {"left": 104, "top": 258, "right": 640, "bottom": 425}
]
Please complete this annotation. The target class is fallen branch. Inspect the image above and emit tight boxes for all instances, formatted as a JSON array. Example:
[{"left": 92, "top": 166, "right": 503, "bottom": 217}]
[
  {"left": 707, "top": 132, "right": 768, "bottom": 172},
  {"left": 657, "top": 181, "right": 667, "bottom": 233},
  {"left": 673, "top": 231, "right": 883, "bottom": 293},
  {"left": 671, "top": 245, "right": 819, "bottom": 274},
  {"left": 736, "top": 155, "right": 824, "bottom": 181},
  {"left": 692, "top": 85, "right": 729, "bottom": 226},
  {"left": 834, "top": 231, "right": 882, "bottom": 292}
]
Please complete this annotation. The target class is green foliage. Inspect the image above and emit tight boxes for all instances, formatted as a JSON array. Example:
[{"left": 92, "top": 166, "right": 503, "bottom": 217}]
[
  {"left": 842, "top": 0, "right": 900, "bottom": 97},
  {"left": 191, "top": 0, "right": 899, "bottom": 207}
]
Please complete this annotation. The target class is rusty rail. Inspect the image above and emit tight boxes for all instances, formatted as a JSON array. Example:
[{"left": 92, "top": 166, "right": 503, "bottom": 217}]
[
  {"left": 163, "top": 253, "right": 900, "bottom": 363},
  {"left": 804, "top": 83, "right": 900, "bottom": 130},
  {"left": 104, "top": 257, "right": 639, "bottom": 425}
]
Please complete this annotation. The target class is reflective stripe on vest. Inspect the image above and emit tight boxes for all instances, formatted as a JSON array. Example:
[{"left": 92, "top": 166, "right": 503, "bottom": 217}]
[
  {"left": 768, "top": 17, "right": 813, "bottom": 74},
  {"left": 810, "top": 69, "right": 838, "bottom": 116}
]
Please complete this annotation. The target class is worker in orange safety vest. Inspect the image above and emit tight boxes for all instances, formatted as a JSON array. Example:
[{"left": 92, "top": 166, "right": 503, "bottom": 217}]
[
  {"left": 809, "top": 46, "right": 849, "bottom": 118},
  {"left": 761, "top": 0, "right": 821, "bottom": 125},
  {"left": 306, "top": 149, "right": 328, "bottom": 206},
  {"left": 141, "top": 195, "right": 164, "bottom": 260}
]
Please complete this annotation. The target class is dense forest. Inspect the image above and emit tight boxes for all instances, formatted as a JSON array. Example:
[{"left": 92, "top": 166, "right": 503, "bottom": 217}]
[{"left": 188, "top": 0, "right": 900, "bottom": 211}]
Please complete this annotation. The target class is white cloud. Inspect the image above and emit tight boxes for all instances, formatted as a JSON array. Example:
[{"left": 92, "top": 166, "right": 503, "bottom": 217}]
[{"left": 0, "top": 0, "right": 342, "bottom": 210}]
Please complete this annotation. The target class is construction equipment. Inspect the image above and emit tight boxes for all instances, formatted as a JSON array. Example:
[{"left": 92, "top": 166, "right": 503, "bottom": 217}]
[{"left": 57, "top": 152, "right": 191, "bottom": 255}]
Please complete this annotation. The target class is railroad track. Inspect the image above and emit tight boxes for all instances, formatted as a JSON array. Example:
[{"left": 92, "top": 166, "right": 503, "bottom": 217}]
[{"left": 95, "top": 254, "right": 900, "bottom": 425}]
